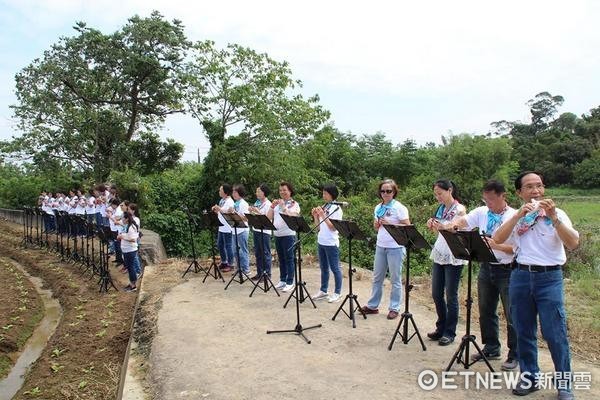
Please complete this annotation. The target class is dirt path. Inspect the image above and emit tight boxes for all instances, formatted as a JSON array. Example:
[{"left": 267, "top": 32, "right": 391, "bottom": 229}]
[{"left": 131, "top": 262, "right": 600, "bottom": 400}]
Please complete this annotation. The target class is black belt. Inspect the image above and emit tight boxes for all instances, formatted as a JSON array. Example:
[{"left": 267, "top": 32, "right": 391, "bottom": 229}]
[
  {"left": 515, "top": 263, "right": 562, "bottom": 273},
  {"left": 488, "top": 262, "right": 513, "bottom": 271}
]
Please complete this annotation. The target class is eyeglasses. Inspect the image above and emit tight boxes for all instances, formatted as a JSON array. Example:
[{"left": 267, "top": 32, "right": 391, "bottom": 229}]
[{"left": 380, "top": 189, "right": 394, "bottom": 194}]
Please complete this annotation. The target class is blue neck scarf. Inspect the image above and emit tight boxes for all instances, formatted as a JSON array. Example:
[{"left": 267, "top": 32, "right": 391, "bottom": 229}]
[
  {"left": 233, "top": 199, "right": 241, "bottom": 212},
  {"left": 376, "top": 199, "right": 396, "bottom": 219},
  {"left": 486, "top": 208, "right": 505, "bottom": 234}
]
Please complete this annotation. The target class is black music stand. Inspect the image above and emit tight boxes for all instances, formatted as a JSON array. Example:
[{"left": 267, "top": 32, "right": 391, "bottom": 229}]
[
  {"left": 97, "top": 226, "right": 118, "bottom": 293},
  {"left": 246, "top": 213, "right": 280, "bottom": 297},
  {"left": 279, "top": 214, "right": 316, "bottom": 308},
  {"left": 440, "top": 229, "right": 498, "bottom": 372},
  {"left": 182, "top": 209, "right": 207, "bottom": 278},
  {"left": 201, "top": 211, "right": 225, "bottom": 283},
  {"left": 223, "top": 212, "right": 252, "bottom": 289},
  {"left": 330, "top": 219, "right": 368, "bottom": 328},
  {"left": 384, "top": 224, "right": 430, "bottom": 350}
]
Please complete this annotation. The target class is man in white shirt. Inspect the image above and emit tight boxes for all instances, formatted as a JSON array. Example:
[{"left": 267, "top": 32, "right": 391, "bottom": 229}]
[
  {"left": 211, "top": 184, "right": 235, "bottom": 272},
  {"left": 494, "top": 172, "right": 579, "bottom": 400},
  {"left": 443, "top": 180, "right": 518, "bottom": 370}
]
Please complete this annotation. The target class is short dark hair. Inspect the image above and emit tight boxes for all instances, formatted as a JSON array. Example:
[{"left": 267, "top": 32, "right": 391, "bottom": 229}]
[
  {"left": 279, "top": 181, "right": 295, "bottom": 196},
  {"left": 128, "top": 202, "right": 138, "bottom": 216},
  {"left": 514, "top": 171, "right": 544, "bottom": 191},
  {"left": 433, "top": 179, "right": 460, "bottom": 201},
  {"left": 110, "top": 198, "right": 120, "bottom": 206},
  {"left": 322, "top": 183, "right": 339, "bottom": 200},
  {"left": 233, "top": 184, "right": 246, "bottom": 198},
  {"left": 257, "top": 183, "right": 270, "bottom": 198},
  {"left": 378, "top": 179, "right": 398, "bottom": 200},
  {"left": 221, "top": 183, "right": 232, "bottom": 196},
  {"left": 482, "top": 180, "right": 505, "bottom": 194}
]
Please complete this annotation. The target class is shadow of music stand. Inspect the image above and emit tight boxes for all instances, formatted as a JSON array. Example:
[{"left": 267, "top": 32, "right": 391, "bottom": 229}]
[
  {"left": 246, "top": 213, "right": 280, "bottom": 297},
  {"left": 279, "top": 213, "right": 317, "bottom": 308},
  {"left": 440, "top": 229, "right": 497, "bottom": 372},
  {"left": 330, "top": 219, "right": 368, "bottom": 328},
  {"left": 182, "top": 208, "right": 208, "bottom": 278},
  {"left": 201, "top": 211, "right": 225, "bottom": 283},
  {"left": 384, "top": 224, "right": 430, "bottom": 351},
  {"left": 223, "top": 212, "right": 253, "bottom": 289}
]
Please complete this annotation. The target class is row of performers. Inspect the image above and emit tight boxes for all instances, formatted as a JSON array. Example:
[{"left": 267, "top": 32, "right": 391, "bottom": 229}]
[{"left": 210, "top": 173, "right": 579, "bottom": 398}]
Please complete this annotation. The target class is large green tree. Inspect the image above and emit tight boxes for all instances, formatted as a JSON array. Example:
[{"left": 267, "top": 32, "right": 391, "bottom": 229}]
[{"left": 3, "top": 11, "right": 187, "bottom": 181}]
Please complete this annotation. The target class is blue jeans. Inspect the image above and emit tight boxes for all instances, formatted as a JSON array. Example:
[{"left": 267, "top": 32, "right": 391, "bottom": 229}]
[
  {"left": 431, "top": 263, "right": 464, "bottom": 339},
  {"left": 253, "top": 231, "right": 272, "bottom": 276},
  {"left": 367, "top": 246, "right": 405, "bottom": 312},
  {"left": 123, "top": 250, "right": 139, "bottom": 285},
  {"left": 478, "top": 262, "right": 517, "bottom": 359},
  {"left": 318, "top": 244, "right": 342, "bottom": 294},
  {"left": 510, "top": 267, "right": 571, "bottom": 386},
  {"left": 275, "top": 235, "right": 295, "bottom": 285},
  {"left": 234, "top": 230, "right": 250, "bottom": 273},
  {"left": 217, "top": 231, "right": 234, "bottom": 266}
]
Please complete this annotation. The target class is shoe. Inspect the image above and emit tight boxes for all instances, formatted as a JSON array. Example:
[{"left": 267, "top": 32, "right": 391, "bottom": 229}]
[
  {"left": 471, "top": 351, "right": 501, "bottom": 363},
  {"left": 501, "top": 357, "right": 519, "bottom": 371},
  {"left": 557, "top": 390, "right": 575, "bottom": 400},
  {"left": 123, "top": 285, "right": 137, "bottom": 292},
  {"left": 221, "top": 266, "right": 233, "bottom": 273},
  {"left": 427, "top": 331, "right": 443, "bottom": 341},
  {"left": 328, "top": 293, "right": 342, "bottom": 303},
  {"left": 387, "top": 310, "right": 399, "bottom": 320},
  {"left": 438, "top": 336, "right": 454, "bottom": 346},
  {"left": 282, "top": 284, "right": 295, "bottom": 292},
  {"left": 250, "top": 274, "right": 261, "bottom": 281},
  {"left": 312, "top": 290, "right": 328, "bottom": 300},
  {"left": 275, "top": 281, "right": 286, "bottom": 289},
  {"left": 512, "top": 379, "right": 540, "bottom": 396},
  {"left": 360, "top": 306, "right": 379, "bottom": 314},
  {"left": 218, "top": 263, "right": 229, "bottom": 270}
]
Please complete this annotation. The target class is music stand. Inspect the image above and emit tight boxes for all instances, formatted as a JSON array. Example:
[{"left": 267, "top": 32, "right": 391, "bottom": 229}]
[
  {"left": 279, "top": 214, "right": 317, "bottom": 308},
  {"left": 384, "top": 224, "right": 430, "bottom": 350},
  {"left": 182, "top": 209, "right": 208, "bottom": 278},
  {"left": 246, "top": 213, "right": 280, "bottom": 297},
  {"left": 201, "top": 211, "right": 225, "bottom": 283},
  {"left": 330, "top": 219, "right": 368, "bottom": 328},
  {"left": 440, "top": 229, "right": 498, "bottom": 372},
  {"left": 97, "top": 226, "right": 118, "bottom": 293},
  {"left": 223, "top": 212, "right": 252, "bottom": 289}
]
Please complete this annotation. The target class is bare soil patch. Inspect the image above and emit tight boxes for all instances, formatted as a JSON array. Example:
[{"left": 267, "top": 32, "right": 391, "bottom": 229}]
[{"left": 0, "top": 220, "right": 136, "bottom": 399}]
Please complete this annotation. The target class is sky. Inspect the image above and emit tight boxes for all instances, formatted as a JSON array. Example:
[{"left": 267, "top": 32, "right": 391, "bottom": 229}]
[{"left": 1, "top": 0, "right": 599, "bottom": 162}]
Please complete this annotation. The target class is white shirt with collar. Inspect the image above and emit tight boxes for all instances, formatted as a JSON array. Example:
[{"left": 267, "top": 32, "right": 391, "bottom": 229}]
[{"left": 464, "top": 205, "right": 517, "bottom": 264}]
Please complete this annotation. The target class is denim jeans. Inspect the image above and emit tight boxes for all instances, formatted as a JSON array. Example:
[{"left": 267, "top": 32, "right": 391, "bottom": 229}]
[
  {"left": 123, "top": 250, "right": 139, "bottom": 284},
  {"left": 431, "top": 263, "right": 464, "bottom": 339},
  {"left": 253, "top": 231, "right": 272, "bottom": 276},
  {"left": 275, "top": 235, "right": 295, "bottom": 284},
  {"left": 510, "top": 268, "right": 572, "bottom": 386},
  {"left": 234, "top": 230, "right": 250, "bottom": 273},
  {"left": 478, "top": 262, "right": 517, "bottom": 359},
  {"left": 217, "top": 231, "right": 234, "bottom": 266},
  {"left": 318, "top": 244, "right": 342, "bottom": 294},
  {"left": 367, "top": 246, "right": 405, "bottom": 312}
]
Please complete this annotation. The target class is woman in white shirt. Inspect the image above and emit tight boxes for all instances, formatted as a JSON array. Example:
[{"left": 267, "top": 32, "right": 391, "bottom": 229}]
[
  {"left": 249, "top": 184, "right": 272, "bottom": 280},
  {"left": 267, "top": 181, "right": 300, "bottom": 293},
  {"left": 311, "top": 184, "right": 343, "bottom": 303},
  {"left": 118, "top": 211, "right": 140, "bottom": 292},
  {"left": 361, "top": 179, "right": 410, "bottom": 320},
  {"left": 232, "top": 184, "right": 250, "bottom": 274},
  {"left": 211, "top": 184, "right": 235, "bottom": 272},
  {"left": 426, "top": 179, "right": 467, "bottom": 346}
]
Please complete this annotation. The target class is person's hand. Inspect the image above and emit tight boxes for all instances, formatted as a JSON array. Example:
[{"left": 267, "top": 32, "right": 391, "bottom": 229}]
[
  {"left": 484, "top": 236, "right": 499, "bottom": 250},
  {"left": 538, "top": 198, "right": 557, "bottom": 219}
]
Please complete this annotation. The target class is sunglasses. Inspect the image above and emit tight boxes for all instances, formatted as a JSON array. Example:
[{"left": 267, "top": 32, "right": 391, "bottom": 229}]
[{"left": 380, "top": 189, "right": 394, "bottom": 194}]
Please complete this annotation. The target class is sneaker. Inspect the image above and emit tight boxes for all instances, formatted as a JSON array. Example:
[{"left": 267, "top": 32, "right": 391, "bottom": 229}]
[
  {"left": 471, "top": 351, "right": 501, "bottom": 363},
  {"left": 328, "top": 293, "right": 342, "bottom": 303},
  {"left": 501, "top": 357, "right": 519, "bottom": 371},
  {"left": 360, "top": 306, "right": 379, "bottom": 314},
  {"left": 250, "top": 274, "right": 261, "bottom": 281},
  {"left": 438, "top": 336, "right": 454, "bottom": 346},
  {"left": 312, "top": 290, "right": 328, "bottom": 300},
  {"left": 557, "top": 390, "right": 575, "bottom": 400},
  {"left": 427, "top": 331, "right": 443, "bottom": 341},
  {"left": 512, "top": 379, "right": 540, "bottom": 396},
  {"left": 386, "top": 310, "right": 399, "bottom": 319},
  {"left": 124, "top": 285, "right": 137, "bottom": 292},
  {"left": 282, "top": 284, "right": 295, "bottom": 292},
  {"left": 275, "top": 281, "right": 286, "bottom": 289}
]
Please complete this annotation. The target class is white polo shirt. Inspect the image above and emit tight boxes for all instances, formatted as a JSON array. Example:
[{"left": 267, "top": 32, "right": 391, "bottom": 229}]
[
  {"left": 509, "top": 208, "right": 577, "bottom": 266},
  {"left": 217, "top": 197, "right": 234, "bottom": 233},
  {"left": 251, "top": 199, "right": 273, "bottom": 235},
  {"left": 273, "top": 199, "right": 301, "bottom": 237},
  {"left": 374, "top": 200, "right": 409, "bottom": 248},
  {"left": 317, "top": 203, "right": 343, "bottom": 247},
  {"left": 464, "top": 205, "right": 517, "bottom": 264},
  {"left": 233, "top": 199, "right": 249, "bottom": 234}
]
